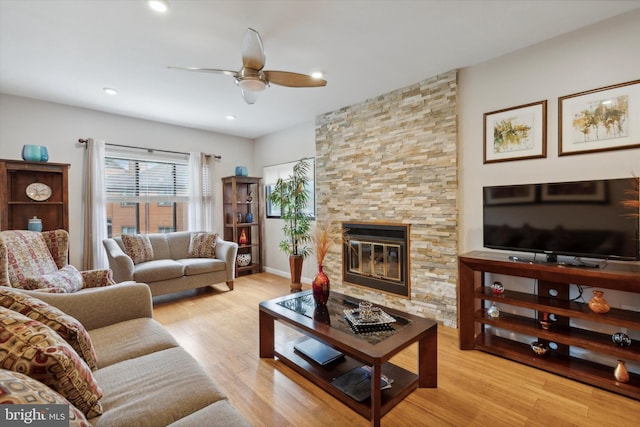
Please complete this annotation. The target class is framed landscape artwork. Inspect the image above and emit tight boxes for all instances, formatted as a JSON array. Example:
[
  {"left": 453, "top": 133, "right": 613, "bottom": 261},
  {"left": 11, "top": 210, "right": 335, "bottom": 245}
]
[
  {"left": 559, "top": 79, "right": 640, "bottom": 156},
  {"left": 483, "top": 100, "right": 547, "bottom": 164}
]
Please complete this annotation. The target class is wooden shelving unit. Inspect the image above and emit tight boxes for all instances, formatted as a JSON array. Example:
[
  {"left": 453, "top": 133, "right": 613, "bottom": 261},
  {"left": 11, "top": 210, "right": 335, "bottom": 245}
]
[
  {"left": 458, "top": 251, "right": 640, "bottom": 400},
  {"left": 222, "top": 176, "right": 262, "bottom": 275},
  {"left": 0, "top": 159, "right": 69, "bottom": 231}
]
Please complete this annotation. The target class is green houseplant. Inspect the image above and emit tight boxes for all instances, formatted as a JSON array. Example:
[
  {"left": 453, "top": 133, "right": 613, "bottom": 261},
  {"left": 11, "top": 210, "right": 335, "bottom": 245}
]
[{"left": 268, "top": 158, "right": 313, "bottom": 291}]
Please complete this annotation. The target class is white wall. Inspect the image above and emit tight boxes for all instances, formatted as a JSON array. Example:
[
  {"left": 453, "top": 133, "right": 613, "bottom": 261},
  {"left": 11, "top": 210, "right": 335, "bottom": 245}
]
[
  {"left": 254, "top": 120, "right": 316, "bottom": 282},
  {"left": 0, "top": 94, "right": 254, "bottom": 267},
  {"left": 459, "top": 10, "right": 640, "bottom": 255}
]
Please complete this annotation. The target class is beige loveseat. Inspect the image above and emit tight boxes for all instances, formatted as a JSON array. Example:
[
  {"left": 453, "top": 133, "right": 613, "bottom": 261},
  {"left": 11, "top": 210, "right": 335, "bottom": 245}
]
[
  {"left": 103, "top": 231, "right": 238, "bottom": 297},
  {"left": 0, "top": 283, "right": 251, "bottom": 426}
]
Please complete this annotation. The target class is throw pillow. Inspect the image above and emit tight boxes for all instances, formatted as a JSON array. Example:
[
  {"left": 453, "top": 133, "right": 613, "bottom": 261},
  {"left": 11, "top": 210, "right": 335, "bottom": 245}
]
[
  {"left": 0, "top": 308, "right": 103, "bottom": 418},
  {"left": 187, "top": 232, "right": 219, "bottom": 258},
  {"left": 0, "top": 369, "right": 92, "bottom": 427},
  {"left": 22, "top": 265, "right": 84, "bottom": 293},
  {"left": 2, "top": 230, "right": 59, "bottom": 288},
  {"left": 0, "top": 287, "right": 98, "bottom": 370},
  {"left": 121, "top": 234, "right": 154, "bottom": 264}
]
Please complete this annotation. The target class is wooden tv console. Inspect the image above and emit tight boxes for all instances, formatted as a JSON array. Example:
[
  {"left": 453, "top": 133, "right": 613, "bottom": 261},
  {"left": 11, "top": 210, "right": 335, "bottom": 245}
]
[{"left": 458, "top": 251, "right": 640, "bottom": 400}]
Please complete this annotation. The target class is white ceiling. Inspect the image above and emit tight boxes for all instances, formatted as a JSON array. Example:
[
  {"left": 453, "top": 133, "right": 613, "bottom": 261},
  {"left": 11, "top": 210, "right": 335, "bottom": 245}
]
[{"left": 1, "top": 1, "right": 639, "bottom": 140}]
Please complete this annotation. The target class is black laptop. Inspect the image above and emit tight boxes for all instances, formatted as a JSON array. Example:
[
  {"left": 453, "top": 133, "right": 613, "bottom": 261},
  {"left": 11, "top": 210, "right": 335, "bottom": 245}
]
[{"left": 294, "top": 338, "right": 345, "bottom": 366}]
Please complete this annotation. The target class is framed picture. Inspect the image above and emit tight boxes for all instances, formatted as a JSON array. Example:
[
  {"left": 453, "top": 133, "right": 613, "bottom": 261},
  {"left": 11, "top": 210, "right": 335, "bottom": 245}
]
[
  {"left": 559, "top": 80, "right": 640, "bottom": 156},
  {"left": 541, "top": 181, "right": 607, "bottom": 203},
  {"left": 484, "top": 185, "right": 536, "bottom": 205},
  {"left": 483, "top": 100, "right": 547, "bottom": 164}
]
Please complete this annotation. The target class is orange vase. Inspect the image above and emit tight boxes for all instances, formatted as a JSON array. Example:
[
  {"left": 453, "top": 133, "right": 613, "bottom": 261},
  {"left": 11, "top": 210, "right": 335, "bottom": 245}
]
[
  {"left": 588, "top": 290, "right": 610, "bottom": 314},
  {"left": 238, "top": 229, "right": 248, "bottom": 245},
  {"left": 614, "top": 360, "right": 630, "bottom": 383}
]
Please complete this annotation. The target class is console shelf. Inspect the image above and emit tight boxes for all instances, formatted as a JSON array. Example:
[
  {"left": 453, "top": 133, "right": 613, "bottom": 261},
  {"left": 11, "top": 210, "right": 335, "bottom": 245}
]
[{"left": 459, "top": 251, "right": 640, "bottom": 400}]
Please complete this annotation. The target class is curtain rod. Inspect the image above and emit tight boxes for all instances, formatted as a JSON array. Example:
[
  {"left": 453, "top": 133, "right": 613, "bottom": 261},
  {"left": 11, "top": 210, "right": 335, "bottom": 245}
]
[{"left": 77, "top": 139, "right": 221, "bottom": 160}]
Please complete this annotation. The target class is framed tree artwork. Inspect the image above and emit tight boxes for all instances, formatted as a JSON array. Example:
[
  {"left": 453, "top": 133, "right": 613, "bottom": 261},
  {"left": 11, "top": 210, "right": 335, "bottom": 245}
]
[
  {"left": 559, "top": 79, "right": 640, "bottom": 156},
  {"left": 483, "top": 100, "right": 547, "bottom": 164}
]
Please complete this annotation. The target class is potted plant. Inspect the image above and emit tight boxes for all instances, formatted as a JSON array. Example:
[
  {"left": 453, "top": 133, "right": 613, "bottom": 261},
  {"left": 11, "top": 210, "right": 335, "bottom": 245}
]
[{"left": 268, "top": 158, "right": 313, "bottom": 291}]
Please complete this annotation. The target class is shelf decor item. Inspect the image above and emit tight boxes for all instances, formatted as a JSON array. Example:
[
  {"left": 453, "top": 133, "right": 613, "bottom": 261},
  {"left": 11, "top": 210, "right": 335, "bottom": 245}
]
[
  {"left": 234, "top": 166, "right": 248, "bottom": 176},
  {"left": 614, "top": 360, "right": 630, "bottom": 383},
  {"left": 27, "top": 216, "right": 42, "bottom": 232},
  {"left": 244, "top": 212, "right": 254, "bottom": 223},
  {"left": 530, "top": 341, "right": 549, "bottom": 357},
  {"left": 490, "top": 281, "right": 504, "bottom": 295},
  {"left": 21, "top": 145, "right": 49, "bottom": 162},
  {"left": 612, "top": 332, "right": 632, "bottom": 348},
  {"left": 238, "top": 229, "right": 248, "bottom": 245},
  {"left": 588, "top": 290, "right": 610, "bottom": 314},
  {"left": 539, "top": 312, "right": 553, "bottom": 330},
  {"left": 487, "top": 302, "right": 500, "bottom": 318},
  {"left": 237, "top": 253, "right": 252, "bottom": 267}
]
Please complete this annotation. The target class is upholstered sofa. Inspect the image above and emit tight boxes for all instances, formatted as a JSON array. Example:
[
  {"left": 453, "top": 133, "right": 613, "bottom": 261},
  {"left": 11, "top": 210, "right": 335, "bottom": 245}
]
[
  {"left": 103, "top": 231, "right": 238, "bottom": 297},
  {"left": 0, "top": 229, "right": 114, "bottom": 293},
  {"left": 0, "top": 283, "right": 251, "bottom": 426}
]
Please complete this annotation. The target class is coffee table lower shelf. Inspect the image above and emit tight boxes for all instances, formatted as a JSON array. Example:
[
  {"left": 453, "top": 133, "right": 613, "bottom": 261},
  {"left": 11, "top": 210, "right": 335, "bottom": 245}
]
[{"left": 274, "top": 338, "right": 419, "bottom": 419}]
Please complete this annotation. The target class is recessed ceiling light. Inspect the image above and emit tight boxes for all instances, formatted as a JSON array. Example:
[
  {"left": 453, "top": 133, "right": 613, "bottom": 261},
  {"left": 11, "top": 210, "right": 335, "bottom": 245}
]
[
  {"left": 225, "top": 115, "right": 236, "bottom": 121},
  {"left": 148, "top": 0, "right": 169, "bottom": 13},
  {"left": 103, "top": 87, "right": 118, "bottom": 95},
  {"left": 311, "top": 71, "right": 324, "bottom": 79}
]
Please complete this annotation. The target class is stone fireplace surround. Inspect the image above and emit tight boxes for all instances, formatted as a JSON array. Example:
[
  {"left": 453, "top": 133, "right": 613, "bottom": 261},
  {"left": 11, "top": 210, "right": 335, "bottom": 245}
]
[{"left": 315, "top": 70, "right": 458, "bottom": 327}]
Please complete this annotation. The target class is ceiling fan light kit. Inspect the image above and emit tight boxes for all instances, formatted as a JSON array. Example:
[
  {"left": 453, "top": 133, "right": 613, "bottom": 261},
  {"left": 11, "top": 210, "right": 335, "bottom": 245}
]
[{"left": 169, "top": 28, "right": 326, "bottom": 105}]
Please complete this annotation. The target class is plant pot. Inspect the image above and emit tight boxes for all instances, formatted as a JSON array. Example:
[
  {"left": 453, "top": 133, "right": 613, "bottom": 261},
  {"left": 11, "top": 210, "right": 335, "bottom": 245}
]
[{"left": 289, "top": 255, "right": 303, "bottom": 292}]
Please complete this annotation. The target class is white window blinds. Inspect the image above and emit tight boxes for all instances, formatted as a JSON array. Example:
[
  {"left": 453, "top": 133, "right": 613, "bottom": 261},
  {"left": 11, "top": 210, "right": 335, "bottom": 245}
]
[{"left": 105, "top": 148, "right": 189, "bottom": 204}]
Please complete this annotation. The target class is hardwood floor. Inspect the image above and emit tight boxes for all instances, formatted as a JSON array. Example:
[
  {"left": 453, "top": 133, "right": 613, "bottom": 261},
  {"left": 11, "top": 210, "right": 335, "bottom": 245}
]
[{"left": 152, "top": 273, "right": 639, "bottom": 426}]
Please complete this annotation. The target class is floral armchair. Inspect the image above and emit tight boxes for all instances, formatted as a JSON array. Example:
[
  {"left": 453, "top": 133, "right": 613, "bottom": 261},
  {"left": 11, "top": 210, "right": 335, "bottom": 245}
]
[{"left": 0, "top": 230, "right": 115, "bottom": 293}]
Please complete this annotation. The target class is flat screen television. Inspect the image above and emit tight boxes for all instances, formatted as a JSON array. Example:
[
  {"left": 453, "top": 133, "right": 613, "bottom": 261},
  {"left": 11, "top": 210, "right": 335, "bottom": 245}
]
[{"left": 483, "top": 178, "right": 640, "bottom": 263}]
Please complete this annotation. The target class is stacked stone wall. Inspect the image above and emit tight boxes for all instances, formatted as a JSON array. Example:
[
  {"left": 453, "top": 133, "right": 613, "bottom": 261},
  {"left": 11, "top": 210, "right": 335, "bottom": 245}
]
[{"left": 315, "top": 70, "right": 458, "bottom": 327}]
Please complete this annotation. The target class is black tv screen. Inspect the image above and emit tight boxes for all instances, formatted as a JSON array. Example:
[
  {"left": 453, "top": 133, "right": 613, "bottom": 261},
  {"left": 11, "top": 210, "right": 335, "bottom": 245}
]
[{"left": 483, "top": 178, "right": 640, "bottom": 261}]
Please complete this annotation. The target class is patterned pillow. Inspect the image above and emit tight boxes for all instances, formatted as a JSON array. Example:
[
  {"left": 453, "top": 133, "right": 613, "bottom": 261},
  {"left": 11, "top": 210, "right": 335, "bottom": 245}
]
[
  {"left": 2, "top": 230, "right": 59, "bottom": 288},
  {"left": 0, "top": 308, "right": 103, "bottom": 418},
  {"left": 188, "top": 233, "right": 218, "bottom": 258},
  {"left": 23, "top": 265, "right": 84, "bottom": 293},
  {"left": 121, "top": 234, "right": 154, "bottom": 264},
  {"left": 0, "top": 369, "right": 92, "bottom": 427},
  {"left": 0, "top": 287, "right": 98, "bottom": 370}
]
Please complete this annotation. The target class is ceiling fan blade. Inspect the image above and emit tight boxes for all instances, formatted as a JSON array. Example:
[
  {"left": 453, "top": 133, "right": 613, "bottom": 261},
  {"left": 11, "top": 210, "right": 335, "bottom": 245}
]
[
  {"left": 241, "top": 90, "right": 259, "bottom": 105},
  {"left": 241, "top": 28, "right": 266, "bottom": 71},
  {"left": 168, "top": 66, "right": 237, "bottom": 78},
  {"left": 264, "top": 71, "right": 327, "bottom": 88}
]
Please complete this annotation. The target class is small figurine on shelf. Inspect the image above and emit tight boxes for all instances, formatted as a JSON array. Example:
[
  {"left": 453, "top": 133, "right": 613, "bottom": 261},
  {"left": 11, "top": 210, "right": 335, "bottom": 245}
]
[
  {"left": 246, "top": 191, "right": 253, "bottom": 203},
  {"left": 239, "top": 229, "right": 248, "bottom": 245},
  {"left": 487, "top": 302, "right": 500, "bottom": 318}
]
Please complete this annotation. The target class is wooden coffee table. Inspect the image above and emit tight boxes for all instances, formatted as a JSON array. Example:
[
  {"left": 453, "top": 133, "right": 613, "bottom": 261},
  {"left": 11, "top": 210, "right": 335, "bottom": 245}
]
[{"left": 259, "top": 290, "right": 437, "bottom": 427}]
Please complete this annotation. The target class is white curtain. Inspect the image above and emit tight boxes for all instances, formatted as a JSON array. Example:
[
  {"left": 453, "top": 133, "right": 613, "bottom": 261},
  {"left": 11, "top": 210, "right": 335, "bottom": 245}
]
[
  {"left": 82, "top": 138, "right": 108, "bottom": 269},
  {"left": 188, "top": 152, "right": 215, "bottom": 231}
]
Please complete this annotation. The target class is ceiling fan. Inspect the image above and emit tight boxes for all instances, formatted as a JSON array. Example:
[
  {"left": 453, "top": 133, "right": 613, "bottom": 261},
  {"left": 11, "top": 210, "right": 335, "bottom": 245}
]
[{"left": 169, "top": 28, "right": 327, "bottom": 105}]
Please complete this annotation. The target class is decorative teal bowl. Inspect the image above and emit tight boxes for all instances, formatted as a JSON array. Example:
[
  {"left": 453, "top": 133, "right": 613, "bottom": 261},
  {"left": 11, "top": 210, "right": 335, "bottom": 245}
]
[{"left": 22, "top": 145, "right": 49, "bottom": 162}]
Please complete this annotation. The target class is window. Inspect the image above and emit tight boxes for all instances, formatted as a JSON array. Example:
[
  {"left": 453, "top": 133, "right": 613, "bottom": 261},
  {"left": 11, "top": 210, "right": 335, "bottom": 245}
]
[
  {"left": 264, "top": 158, "right": 315, "bottom": 218},
  {"left": 105, "top": 148, "right": 189, "bottom": 237}
]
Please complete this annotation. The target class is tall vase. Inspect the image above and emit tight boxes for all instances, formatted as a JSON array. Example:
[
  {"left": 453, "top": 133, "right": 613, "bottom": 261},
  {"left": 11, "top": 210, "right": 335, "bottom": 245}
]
[
  {"left": 312, "top": 264, "right": 330, "bottom": 306},
  {"left": 588, "top": 290, "right": 610, "bottom": 314},
  {"left": 614, "top": 360, "right": 630, "bottom": 383}
]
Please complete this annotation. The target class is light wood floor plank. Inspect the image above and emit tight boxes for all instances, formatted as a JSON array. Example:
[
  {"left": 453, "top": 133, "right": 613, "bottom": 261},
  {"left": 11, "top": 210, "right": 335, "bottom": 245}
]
[{"left": 152, "top": 273, "right": 639, "bottom": 426}]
